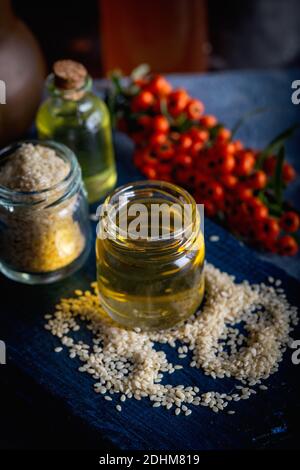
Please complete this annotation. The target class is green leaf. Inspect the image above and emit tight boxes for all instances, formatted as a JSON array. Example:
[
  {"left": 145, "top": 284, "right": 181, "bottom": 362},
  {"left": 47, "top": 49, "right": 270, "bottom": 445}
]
[
  {"left": 256, "top": 123, "right": 299, "bottom": 169},
  {"left": 130, "top": 64, "right": 150, "bottom": 81},
  {"left": 160, "top": 98, "right": 170, "bottom": 118},
  {"left": 293, "top": 233, "right": 300, "bottom": 244},
  {"left": 209, "top": 123, "right": 224, "bottom": 141},
  {"left": 258, "top": 191, "right": 283, "bottom": 217},
  {"left": 231, "top": 107, "right": 268, "bottom": 138},
  {"left": 110, "top": 74, "right": 123, "bottom": 94},
  {"left": 174, "top": 113, "right": 189, "bottom": 132},
  {"left": 268, "top": 205, "right": 284, "bottom": 217},
  {"left": 128, "top": 84, "right": 141, "bottom": 96},
  {"left": 273, "top": 145, "right": 285, "bottom": 206},
  {"left": 107, "top": 93, "right": 116, "bottom": 127}
]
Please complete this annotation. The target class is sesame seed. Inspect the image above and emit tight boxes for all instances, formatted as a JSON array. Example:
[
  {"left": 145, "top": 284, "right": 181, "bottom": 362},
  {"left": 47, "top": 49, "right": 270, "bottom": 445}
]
[
  {"left": 259, "top": 385, "right": 268, "bottom": 390},
  {"left": 89, "top": 213, "right": 98, "bottom": 222},
  {"left": 54, "top": 347, "right": 63, "bottom": 353},
  {"left": 209, "top": 235, "right": 220, "bottom": 242},
  {"left": 116, "top": 405, "right": 122, "bottom": 412}
]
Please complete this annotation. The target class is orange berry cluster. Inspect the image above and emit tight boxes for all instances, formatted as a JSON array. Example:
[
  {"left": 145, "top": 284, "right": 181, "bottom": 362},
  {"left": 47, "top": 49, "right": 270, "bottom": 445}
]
[{"left": 112, "top": 72, "right": 299, "bottom": 256}]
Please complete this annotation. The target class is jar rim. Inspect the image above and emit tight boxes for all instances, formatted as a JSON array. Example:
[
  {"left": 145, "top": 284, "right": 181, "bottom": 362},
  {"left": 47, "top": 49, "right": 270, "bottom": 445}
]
[
  {"left": 99, "top": 180, "right": 200, "bottom": 251},
  {"left": 106, "top": 180, "right": 196, "bottom": 205},
  {"left": 0, "top": 140, "right": 80, "bottom": 205}
]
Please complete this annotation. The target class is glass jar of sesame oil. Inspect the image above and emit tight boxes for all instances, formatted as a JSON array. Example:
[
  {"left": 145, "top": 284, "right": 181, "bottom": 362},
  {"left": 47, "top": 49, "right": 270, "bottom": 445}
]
[
  {"left": 36, "top": 60, "right": 117, "bottom": 203},
  {"left": 96, "top": 181, "right": 205, "bottom": 329}
]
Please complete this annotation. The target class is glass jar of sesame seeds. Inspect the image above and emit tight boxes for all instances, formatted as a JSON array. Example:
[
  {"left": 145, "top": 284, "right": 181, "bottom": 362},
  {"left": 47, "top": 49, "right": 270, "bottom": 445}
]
[
  {"left": 0, "top": 140, "right": 91, "bottom": 284},
  {"left": 96, "top": 181, "right": 205, "bottom": 329}
]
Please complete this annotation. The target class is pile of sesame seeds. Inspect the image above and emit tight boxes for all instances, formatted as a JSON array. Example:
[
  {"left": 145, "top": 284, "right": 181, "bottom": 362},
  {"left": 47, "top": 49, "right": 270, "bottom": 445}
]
[
  {"left": 45, "top": 264, "right": 298, "bottom": 416},
  {"left": 0, "top": 143, "right": 69, "bottom": 192}
]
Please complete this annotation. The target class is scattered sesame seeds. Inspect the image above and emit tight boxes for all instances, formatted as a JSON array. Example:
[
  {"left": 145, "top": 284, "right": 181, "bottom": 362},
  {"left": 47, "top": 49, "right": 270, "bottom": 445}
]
[
  {"left": 209, "top": 235, "right": 220, "bottom": 242},
  {"left": 54, "top": 347, "right": 63, "bottom": 353},
  {"left": 45, "top": 264, "right": 298, "bottom": 418}
]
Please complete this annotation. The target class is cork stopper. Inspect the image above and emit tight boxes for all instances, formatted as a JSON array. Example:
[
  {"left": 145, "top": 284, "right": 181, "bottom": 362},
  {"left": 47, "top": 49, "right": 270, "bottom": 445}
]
[{"left": 53, "top": 60, "right": 87, "bottom": 90}]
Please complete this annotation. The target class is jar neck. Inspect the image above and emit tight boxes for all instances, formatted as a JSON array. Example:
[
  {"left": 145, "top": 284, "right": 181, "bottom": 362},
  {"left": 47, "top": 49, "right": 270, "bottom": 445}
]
[
  {"left": 46, "top": 73, "right": 92, "bottom": 101},
  {"left": 98, "top": 181, "right": 200, "bottom": 257},
  {"left": 0, "top": 140, "right": 82, "bottom": 208}
]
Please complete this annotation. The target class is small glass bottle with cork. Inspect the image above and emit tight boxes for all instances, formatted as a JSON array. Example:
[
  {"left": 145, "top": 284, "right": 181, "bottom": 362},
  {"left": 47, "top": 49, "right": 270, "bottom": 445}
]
[{"left": 36, "top": 60, "right": 117, "bottom": 203}]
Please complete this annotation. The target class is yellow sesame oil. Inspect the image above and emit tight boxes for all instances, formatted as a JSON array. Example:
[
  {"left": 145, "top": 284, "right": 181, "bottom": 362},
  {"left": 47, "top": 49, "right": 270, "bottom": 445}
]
[{"left": 96, "top": 182, "right": 205, "bottom": 329}]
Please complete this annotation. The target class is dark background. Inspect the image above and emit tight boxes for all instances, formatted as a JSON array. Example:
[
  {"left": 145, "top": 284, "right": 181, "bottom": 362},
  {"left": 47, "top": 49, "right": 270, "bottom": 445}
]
[{"left": 12, "top": 0, "right": 300, "bottom": 76}]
